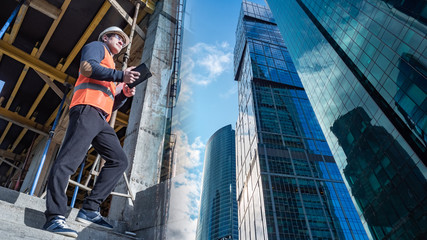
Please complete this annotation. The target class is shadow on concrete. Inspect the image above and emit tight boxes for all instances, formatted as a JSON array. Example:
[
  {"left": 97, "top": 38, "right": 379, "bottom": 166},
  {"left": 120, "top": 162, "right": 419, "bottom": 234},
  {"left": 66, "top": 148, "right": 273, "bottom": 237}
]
[
  {"left": 0, "top": 186, "right": 20, "bottom": 204},
  {"left": 24, "top": 208, "right": 45, "bottom": 229},
  {"left": 23, "top": 207, "right": 72, "bottom": 229}
]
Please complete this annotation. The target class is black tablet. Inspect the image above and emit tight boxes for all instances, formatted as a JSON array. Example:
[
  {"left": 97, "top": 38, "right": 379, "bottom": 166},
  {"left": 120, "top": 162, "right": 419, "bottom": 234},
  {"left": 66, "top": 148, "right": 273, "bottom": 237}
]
[{"left": 127, "top": 63, "right": 152, "bottom": 88}]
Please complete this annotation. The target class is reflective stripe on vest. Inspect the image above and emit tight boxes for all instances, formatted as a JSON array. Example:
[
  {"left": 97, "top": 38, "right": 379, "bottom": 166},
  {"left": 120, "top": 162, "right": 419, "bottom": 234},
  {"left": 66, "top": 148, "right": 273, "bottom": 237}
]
[
  {"left": 73, "top": 82, "right": 114, "bottom": 101},
  {"left": 70, "top": 44, "right": 116, "bottom": 121}
]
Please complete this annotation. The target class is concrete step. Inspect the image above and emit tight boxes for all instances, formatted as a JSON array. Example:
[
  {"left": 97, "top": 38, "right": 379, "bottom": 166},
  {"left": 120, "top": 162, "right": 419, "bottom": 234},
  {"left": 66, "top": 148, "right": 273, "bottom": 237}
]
[
  {"left": 0, "top": 187, "right": 141, "bottom": 240},
  {"left": 0, "top": 185, "right": 46, "bottom": 212},
  {"left": 0, "top": 218, "right": 71, "bottom": 240}
]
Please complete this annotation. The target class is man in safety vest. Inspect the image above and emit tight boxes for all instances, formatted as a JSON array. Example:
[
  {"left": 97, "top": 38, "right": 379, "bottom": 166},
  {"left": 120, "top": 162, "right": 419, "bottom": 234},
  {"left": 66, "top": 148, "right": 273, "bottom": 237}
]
[{"left": 42, "top": 26, "right": 140, "bottom": 238}]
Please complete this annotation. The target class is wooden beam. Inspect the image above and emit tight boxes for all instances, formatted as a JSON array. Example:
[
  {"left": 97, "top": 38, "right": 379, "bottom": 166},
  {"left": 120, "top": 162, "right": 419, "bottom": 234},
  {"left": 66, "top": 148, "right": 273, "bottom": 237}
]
[
  {"left": 28, "top": 85, "right": 49, "bottom": 119},
  {"left": 107, "top": 0, "right": 145, "bottom": 39},
  {"left": 37, "top": 0, "right": 72, "bottom": 57},
  {"left": 28, "top": 0, "right": 61, "bottom": 19},
  {"left": 0, "top": 149, "right": 25, "bottom": 162},
  {"left": 61, "top": 0, "right": 111, "bottom": 71},
  {"left": 0, "top": 40, "right": 75, "bottom": 84},
  {"left": 0, "top": 107, "right": 49, "bottom": 136},
  {"left": 123, "top": 7, "right": 147, "bottom": 35},
  {"left": 21, "top": 1, "right": 112, "bottom": 153},
  {"left": 0, "top": 47, "right": 38, "bottom": 145},
  {"left": 5, "top": 46, "right": 38, "bottom": 110},
  {"left": 32, "top": 0, "right": 133, "bottom": 139},
  {"left": 116, "top": 111, "right": 129, "bottom": 125},
  {"left": 3, "top": 0, "right": 72, "bottom": 151},
  {"left": 9, "top": 3, "right": 29, "bottom": 43},
  {"left": 0, "top": 157, "right": 21, "bottom": 170},
  {"left": 9, "top": 68, "right": 70, "bottom": 151},
  {"left": 32, "top": 1, "right": 110, "bottom": 130},
  {"left": 11, "top": 127, "right": 28, "bottom": 152},
  {"left": 9, "top": 83, "right": 50, "bottom": 151},
  {"left": 141, "top": 0, "right": 156, "bottom": 14},
  {"left": 0, "top": 123, "right": 13, "bottom": 144},
  {"left": 4, "top": 0, "right": 70, "bottom": 110},
  {"left": 2, "top": 0, "right": 134, "bottom": 153},
  {"left": 35, "top": 71, "right": 72, "bottom": 105},
  {"left": 0, "top": 3, "right": 29, "bottom": 61}
]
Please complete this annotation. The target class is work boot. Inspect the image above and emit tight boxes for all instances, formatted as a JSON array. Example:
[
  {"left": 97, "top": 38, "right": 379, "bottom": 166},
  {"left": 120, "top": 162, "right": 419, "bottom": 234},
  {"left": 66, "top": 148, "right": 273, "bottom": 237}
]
[
  {"left": 43, "top": 215, "right": 78, "bottom": 238},
  {"left": 76, "top": 208, "right": 113, "bottom": 230}
]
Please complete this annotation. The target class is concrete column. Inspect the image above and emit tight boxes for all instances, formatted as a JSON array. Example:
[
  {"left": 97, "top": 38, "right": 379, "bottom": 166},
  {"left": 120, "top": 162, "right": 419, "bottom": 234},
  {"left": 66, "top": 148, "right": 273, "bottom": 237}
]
[{"left": 109, "top": 0, "right": 178, "bottom": 224}]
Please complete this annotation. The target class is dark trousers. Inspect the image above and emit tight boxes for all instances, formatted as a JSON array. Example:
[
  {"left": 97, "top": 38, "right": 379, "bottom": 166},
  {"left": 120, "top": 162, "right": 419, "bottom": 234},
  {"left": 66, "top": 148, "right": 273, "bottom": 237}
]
[{"left": 45, "top": 105, "right": 128, "bottom": 220}]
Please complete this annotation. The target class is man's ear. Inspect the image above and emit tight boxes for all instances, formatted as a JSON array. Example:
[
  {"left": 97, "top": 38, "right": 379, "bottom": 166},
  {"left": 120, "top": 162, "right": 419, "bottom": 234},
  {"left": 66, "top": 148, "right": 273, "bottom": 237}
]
[{"left": 102, "top": 34, "right": 108, "bottom": 42}]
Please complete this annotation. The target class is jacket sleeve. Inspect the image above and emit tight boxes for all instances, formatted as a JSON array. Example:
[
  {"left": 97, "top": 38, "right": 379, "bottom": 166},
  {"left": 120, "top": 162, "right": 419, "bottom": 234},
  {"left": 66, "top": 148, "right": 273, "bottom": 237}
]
[
  {"left": 112, "top": 83, "right": 128, "bottom": 111},
  {"left": 79, "top": 41, "right": 124, "bottom": 82}
]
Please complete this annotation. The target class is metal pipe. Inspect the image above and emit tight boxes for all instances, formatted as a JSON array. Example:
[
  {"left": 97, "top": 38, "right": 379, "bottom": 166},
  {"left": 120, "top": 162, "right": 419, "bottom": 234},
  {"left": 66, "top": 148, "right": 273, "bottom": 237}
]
[
  {"left": 70, "top": 161, "right": 85, "bottom": 208},
  {"left": 84, "top": 154, "right": 100, "bottom": 186},
  {"left": 29, "top": 86, "right": 69, "bottom": 196},
  {"left": 122, "top": 1, "right": 140, "bottom": 70},
  {"left": 0, "top": 0, "right": 25, "bottom": 39},
  {"left": 68, "top": 179, "right": 92, "bottom": 192}
]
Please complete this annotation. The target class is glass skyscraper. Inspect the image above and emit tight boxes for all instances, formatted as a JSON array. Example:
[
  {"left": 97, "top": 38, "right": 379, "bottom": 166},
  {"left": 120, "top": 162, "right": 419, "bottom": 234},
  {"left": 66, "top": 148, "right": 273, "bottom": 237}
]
[
  {"left": 234, "top": 1, "right": 368, "bottom": 239},
  {"left": 196, "top": 125, "right": 238, "bottom": 240},
  {"left": 265, "top": 0, "right": 427, "bottom": 239}
]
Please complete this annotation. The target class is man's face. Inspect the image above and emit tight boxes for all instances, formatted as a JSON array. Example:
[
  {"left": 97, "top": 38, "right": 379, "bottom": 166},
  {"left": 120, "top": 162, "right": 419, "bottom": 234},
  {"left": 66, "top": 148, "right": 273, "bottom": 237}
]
[{"left": 103, "top": 34, "right": 124, "bottom": 55}]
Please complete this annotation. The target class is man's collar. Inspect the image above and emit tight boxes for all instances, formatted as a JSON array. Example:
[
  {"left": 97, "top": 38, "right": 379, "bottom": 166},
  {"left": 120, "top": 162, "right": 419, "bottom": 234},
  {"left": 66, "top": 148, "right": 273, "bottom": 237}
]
[{"left": 101, "top": 41, "right": 113, "bottom": 55}]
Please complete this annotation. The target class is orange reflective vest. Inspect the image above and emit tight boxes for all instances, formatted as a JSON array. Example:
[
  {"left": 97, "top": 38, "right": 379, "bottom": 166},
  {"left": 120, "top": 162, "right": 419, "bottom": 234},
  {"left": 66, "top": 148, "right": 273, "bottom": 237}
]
[{"left": 70, "top": 46, "right": 116, "bottom": 121}]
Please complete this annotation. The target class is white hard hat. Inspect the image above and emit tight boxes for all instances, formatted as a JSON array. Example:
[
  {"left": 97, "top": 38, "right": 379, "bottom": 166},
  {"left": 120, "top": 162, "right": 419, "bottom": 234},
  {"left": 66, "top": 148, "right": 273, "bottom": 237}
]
[{"left": 98, "top": 26, "right": 130, "bottom": 47}]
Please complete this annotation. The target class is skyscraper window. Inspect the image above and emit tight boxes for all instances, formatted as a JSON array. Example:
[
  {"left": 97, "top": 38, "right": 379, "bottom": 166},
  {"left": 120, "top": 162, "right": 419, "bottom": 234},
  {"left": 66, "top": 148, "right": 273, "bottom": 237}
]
[
  {"left": 196, "top": 125, "right": 238, "bottom": 240},
  {"left": 234, "top": 1, "right": 368, "bottom": 239},
  {"left": 266, "top": 0, "right": 427, "bottom": 239}
]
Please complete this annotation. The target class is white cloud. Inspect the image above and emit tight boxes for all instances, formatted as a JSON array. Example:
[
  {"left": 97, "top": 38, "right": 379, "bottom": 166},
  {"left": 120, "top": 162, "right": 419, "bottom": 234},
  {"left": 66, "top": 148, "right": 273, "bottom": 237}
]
[
  {"left": 181, "top": 42, "right": 233, "bottom": 87},
  {"left": 177, "top": 55, "right": 196, "bottom": 104},
  {"left": 198, "top": 50, "right": 232, "bottom": 77},
  {"left": 167, "top": 173, "right": 201, "bottom": 240},
  {"left": 220, "top": 41, "right": 230, "bottom": 49},
  {"left": 177, "top": 78, "right": 193, "bottom": 103},
  {"left": 173, "top": 130, "right": 204, "bottom": 175},
  {"left": 166, "top": 129, "right": 205, "bottom": 239}
]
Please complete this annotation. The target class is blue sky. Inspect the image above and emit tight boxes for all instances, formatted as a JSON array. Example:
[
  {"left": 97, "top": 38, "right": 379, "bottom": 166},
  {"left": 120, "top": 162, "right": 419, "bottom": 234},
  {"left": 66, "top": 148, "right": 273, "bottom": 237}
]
[
  {"left": 180, "top": 0, "right": 267, "bottom": 143},
  {"left": 0, "top": 80, "right": 4, "bottom": 93},
  {"left": 166, "top": 0, "right": 267, "bottom": 238}
]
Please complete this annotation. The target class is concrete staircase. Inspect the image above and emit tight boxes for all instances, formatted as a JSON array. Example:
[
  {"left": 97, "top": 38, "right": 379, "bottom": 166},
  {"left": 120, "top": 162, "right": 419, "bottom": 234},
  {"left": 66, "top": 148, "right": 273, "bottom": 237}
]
[{"left": 0, "top": 187, "right": 141, "bottom": 239}]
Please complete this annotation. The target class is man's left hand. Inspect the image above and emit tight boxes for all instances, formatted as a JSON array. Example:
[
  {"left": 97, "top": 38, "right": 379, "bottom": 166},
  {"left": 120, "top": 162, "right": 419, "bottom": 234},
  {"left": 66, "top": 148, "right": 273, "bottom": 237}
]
[{"left": 123, "top": 84, "right": 136, "bottom": 97}]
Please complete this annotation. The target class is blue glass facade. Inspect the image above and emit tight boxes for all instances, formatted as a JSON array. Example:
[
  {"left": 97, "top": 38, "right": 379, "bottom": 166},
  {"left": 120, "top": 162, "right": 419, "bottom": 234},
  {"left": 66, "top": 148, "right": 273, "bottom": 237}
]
[
  {"left": 265, "top": 0, "right": 427, "bottom": 239},
  {"left": 234, "top": 1, "right": 368, "bottom": 239},
  {"left": 196, "top": 125, "right": 238, "bottom": 240}
]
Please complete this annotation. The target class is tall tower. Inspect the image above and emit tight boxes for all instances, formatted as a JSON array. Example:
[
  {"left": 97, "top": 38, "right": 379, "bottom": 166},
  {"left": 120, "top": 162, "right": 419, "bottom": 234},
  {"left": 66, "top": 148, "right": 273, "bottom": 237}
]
[
  {"left": 265, "top": 0, "right": 427, "bottom": 239},
  {"left": 234, "top": 1, "right": 368, "bottom": 239},
  {"left": 196, "top": 125, "right": 238, "bottom": 240}
]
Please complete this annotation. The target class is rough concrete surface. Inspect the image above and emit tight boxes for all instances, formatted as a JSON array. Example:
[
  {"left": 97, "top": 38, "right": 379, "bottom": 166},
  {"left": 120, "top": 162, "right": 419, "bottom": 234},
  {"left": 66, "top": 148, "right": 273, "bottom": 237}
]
[{"left": 0, "top": 187, "right": 141, "bottom": 240}]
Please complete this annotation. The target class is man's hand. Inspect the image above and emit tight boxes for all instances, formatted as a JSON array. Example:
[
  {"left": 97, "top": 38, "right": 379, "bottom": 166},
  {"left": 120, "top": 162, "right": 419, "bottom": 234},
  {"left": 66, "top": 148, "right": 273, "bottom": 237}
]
[
  {"left": 123, "top": 84, "right": 136, "bottom": 97},
  {"left": 123, "top": 66, "right": 141, "bottom": 84}
]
